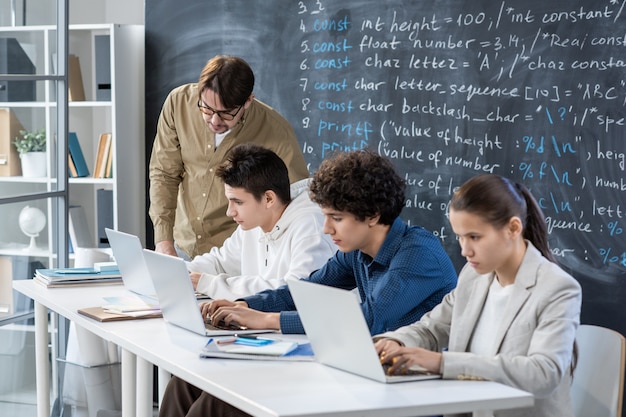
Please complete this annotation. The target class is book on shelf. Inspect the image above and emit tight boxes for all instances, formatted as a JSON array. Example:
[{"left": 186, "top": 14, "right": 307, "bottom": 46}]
[
  {"left": 93, "top": 133, "right": 112, "bottom": 179},
  {"left": 68, "top": 154, "right": 79, "bottom": 177},
  {"left": 52, "top": 53, "right": 86, "bottom": 101},
  {"left": 68, "top": 54, "right": 86, "bottom": 101},
  {"left": 69, "top": 205, "right": 94, "bottom": 249},
  {"left": 68, "top": 132, "right": 90, "bottom": 177},
  {"left": 34, "top": 267, "right": 122, "bottom": 288},
  {"left": 104, "top": 141, "right": 113, "bottom": 178}
]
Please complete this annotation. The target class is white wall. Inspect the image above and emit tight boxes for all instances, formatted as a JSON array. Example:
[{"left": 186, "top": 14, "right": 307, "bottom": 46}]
[
  {"left": 0, "top": 0, "right": 143, "bottom": 26},
  {"left": 71, "top": 0, "right": 144, "bottom": 25}
]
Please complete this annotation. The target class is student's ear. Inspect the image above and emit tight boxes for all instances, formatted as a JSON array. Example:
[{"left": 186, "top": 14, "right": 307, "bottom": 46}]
[
  {"left": 507, "top": 216, "right": 523, "bottom": 238},
  {"left": 367, "top": 214, "right": 381, "bottom": 227},
  {"left": 264, "top": 190, "right": 277, "bottom": 208}
]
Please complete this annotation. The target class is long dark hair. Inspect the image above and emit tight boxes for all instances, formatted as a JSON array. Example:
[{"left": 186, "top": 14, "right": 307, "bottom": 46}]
[
  {"left": 450, "top": 174, "right": 555, "bottom": 263},
  {"left": 451, "top": 174, "right": 580, "bottom": 374}
]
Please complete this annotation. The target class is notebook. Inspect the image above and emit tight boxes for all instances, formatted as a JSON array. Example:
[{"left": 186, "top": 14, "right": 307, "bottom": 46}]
[
  {"left": 287, "top": 279, "right": 441, "bottom": 383},
  {"left": 105, "top": 228, "right": 157, "bottom": 300},
  {"left": 142, "top": 249, "right": 274, "bottom": 337},
  {"left": 78, "top": 306, "right": 162, "bottom": 322}
]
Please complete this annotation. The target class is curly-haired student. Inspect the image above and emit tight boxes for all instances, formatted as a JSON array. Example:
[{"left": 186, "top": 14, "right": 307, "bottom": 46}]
[{"left": 159, "top": 149, "right": 458, "bottom": 417}]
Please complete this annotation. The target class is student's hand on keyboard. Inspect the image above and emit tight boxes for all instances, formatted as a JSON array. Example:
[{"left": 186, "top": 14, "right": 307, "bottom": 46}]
[
  {"left": 206, "top": 303, "right": 281, "bottom": 331},
  {"left": 204, "top": 315, "right": 247, "bottom": 331},
  {"left": 200, "top": 299, "right": 248, "bottom": 319},
  {"left": 381, "top": 362, "right": 431, "bottom": 376},
  {"left": 200, "top": 299, "right": 247, "bottom": 330},
  {"left": 375, "top": 339, "right": 442, "bottom": 375}
]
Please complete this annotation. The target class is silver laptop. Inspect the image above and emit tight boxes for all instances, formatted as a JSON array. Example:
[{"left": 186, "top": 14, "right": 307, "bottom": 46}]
[
  {"left": 288, "top": 279, "right": 441, "bottom": 383},
  {"left": 105, "top": 228, "right": 157, "bottom": 300},
  {"left": 142, "top": 249, "right": 274, "bottom": 337}
]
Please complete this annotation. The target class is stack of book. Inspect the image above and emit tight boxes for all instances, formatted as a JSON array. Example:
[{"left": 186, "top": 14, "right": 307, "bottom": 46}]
[{"left": 34, "top": 266, "right": 122, "bottom": 288}]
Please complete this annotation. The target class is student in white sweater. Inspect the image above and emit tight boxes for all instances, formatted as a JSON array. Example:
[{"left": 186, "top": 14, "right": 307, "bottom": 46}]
[{"left": 186, "top": 143, "right": 336, "bottom": 300}]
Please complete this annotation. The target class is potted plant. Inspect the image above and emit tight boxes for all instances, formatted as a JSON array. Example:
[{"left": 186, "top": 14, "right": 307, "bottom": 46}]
[{"left": 13, "top": 128, "right": 48, "bottom": 177}]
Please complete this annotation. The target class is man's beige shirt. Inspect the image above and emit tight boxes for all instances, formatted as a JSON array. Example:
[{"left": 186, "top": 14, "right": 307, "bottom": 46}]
[{"left": 149, "top": 83, "right": 308, "bottom": 258}]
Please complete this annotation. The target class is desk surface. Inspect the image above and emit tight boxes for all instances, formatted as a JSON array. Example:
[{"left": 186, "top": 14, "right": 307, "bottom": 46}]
[{"left": 14, "top": 280, "right": 534, "bottom": 417}]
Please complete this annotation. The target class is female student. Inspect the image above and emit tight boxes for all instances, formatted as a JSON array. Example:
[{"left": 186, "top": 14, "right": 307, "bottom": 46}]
[{"left": 375, "top": 174, "right": 582, "bottom": 417}]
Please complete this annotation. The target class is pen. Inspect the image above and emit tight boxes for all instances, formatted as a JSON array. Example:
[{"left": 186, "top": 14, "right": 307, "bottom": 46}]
[
  {"left": 234, "top": 338, "right": 273, "bottom": 346},
  {"left": 216, "top": 337, "right": 237, "bottom": 345},
  {"left": 234, "top": 334, "right": 274, "bottom": 341},
  {"left": 216, "top": 336, "right": 274, "bottom": 346}
]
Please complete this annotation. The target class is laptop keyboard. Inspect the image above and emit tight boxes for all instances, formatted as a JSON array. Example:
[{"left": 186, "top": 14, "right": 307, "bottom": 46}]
[
  {"left": 382, "top": 363, "right": 433, "bottom": 376},
  {"left": 204, "top": 317, "right": 248, "bottom": 331}
]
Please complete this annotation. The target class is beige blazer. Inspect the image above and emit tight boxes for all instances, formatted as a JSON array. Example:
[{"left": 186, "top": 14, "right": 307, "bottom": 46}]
[{"left": 376, "top": 242, "right": 582, "bottom": 417}]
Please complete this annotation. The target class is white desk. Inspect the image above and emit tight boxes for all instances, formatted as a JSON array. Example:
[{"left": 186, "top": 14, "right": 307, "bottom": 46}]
[{"left": 14, "top": 280, "right": 534, "bottom": 417}]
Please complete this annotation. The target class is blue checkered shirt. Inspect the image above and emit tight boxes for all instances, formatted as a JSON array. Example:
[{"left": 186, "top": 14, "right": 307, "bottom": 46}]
[{"left": 243, "top": 217, "right": 458, "bottom": 334}]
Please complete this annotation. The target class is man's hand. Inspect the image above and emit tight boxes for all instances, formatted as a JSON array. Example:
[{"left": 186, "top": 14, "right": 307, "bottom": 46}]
[
  {"left": 200, "top": 299, "right": 280, "bottom": 331},
  {"left": 155, "top": 240, "right": 177, "bottom": 257},
  {"left": 189, "top": 272, "right": 201, "bottom": 290},
  {"left": 200, "top": 299, "right": 246, "bottom": 317}
]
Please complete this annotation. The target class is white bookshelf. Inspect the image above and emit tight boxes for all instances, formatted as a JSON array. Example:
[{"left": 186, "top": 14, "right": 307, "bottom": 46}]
[{"left": 0, "top": 23, "right": 145, "bottom": 262}]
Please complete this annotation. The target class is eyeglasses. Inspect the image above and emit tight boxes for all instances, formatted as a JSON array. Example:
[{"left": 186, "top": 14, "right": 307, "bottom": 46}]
[{"left": 197, "top": 101, "right": 243, "bottom": 121}]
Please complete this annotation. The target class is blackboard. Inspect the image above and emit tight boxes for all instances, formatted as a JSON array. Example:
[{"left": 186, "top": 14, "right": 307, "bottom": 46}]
[{"left": 145, "top": 1, "right": 626, "bottom": 344}]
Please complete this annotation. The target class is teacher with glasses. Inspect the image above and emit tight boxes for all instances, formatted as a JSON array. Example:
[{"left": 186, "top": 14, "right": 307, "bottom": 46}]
[{"left": 149, "top": 55, "right": 308, "bottom": 260}]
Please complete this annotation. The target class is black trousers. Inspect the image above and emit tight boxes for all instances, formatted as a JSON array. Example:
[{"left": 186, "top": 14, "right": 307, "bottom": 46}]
[{"left": 159, "top": 375, "right": 251, "bottom": 417}]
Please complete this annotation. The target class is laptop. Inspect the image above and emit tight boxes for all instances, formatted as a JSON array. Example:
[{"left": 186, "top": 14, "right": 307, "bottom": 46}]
[
  {"left": 288, "top": 279, "right": 441, "bottom": 383},
  {"left": 105, "top": 228, "right": 157, "bottom": 300},
  {"left": 142, "top": 249, "right": 274, "bottom": 337}
]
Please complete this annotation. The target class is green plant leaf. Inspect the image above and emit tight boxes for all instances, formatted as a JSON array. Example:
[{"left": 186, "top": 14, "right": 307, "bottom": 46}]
[{"left": 13, "top": 128, "right": 47, "bottom": 154}]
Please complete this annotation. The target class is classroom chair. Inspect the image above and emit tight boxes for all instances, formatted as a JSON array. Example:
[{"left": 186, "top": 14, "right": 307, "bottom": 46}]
[{"left": 571, "top": 324, "right": 626, "bottom": 417}]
